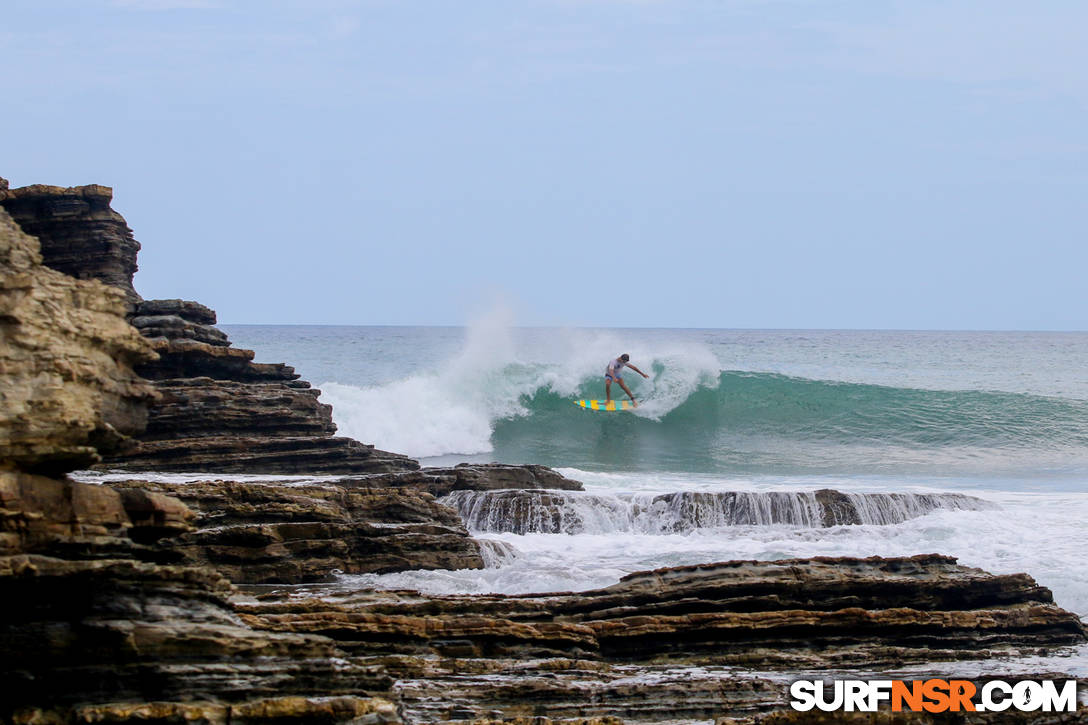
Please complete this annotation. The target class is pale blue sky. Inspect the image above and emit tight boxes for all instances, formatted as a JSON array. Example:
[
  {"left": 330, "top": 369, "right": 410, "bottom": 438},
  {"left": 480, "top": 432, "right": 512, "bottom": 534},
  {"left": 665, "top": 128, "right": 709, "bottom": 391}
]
[{"left": 3, "top": 1, "right": 1086, "bottom": 329}]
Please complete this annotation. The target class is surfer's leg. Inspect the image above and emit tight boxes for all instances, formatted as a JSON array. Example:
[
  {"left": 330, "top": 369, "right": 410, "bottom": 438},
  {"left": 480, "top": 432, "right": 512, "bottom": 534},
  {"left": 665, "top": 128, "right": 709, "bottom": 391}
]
[
  {"left": 618, "top": 378, "right": 635, "bottom": 402},
  {"left": 605, "top": 376, "right": 613, "bottom": 402}
]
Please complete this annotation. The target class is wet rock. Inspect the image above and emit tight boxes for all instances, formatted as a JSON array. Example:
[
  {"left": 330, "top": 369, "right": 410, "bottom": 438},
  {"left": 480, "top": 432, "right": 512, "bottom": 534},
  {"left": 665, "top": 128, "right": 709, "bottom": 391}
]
[
  {"left": 429, "top": 463, "right": 585, "bottom": 494},
  {"left": 242, "top": 555, "right": 1085, "bottom": 670},
  {"left": 237, "top": 554, "right": 1086, "bottom": 721}
]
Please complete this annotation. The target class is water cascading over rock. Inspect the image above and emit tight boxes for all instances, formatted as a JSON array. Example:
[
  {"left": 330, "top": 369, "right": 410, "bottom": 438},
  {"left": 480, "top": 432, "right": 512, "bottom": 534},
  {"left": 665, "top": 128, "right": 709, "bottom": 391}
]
[{"left": 440, "top": 488, "right": 997, "bottom": 534}]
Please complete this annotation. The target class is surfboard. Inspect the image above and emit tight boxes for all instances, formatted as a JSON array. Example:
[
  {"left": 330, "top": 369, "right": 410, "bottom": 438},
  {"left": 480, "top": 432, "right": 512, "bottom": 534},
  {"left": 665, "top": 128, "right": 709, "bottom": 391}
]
[{"left": 575, "top": 399, "right": 637, "bottom": 412}]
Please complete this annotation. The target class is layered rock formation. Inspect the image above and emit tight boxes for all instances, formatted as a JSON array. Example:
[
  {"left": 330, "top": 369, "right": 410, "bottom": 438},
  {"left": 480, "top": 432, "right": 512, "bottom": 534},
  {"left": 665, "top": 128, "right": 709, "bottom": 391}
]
[
  {"left": 0, "top": 183, "right": 142, "bottom": 308},
  {"left": 2, "top": 493, "right": 399, "bottom": 723},
  {"left": 240, "top": 554, "right": 1086, "bottom": 722},
  {"left": 0, "top": 205, "right": 402, "bottom": 723},
  {"left": 103, "top": 296, "right": 418, "bottom": 473},
  {"left": 2, "top": 182, "right": 416, "bottom": 475},
  {"left": 101, "top": 465, "right": 584, "bottom": 584},
  {"left": 0, "top": 208, "right": 157, "bottom": 473},
  {"left": 110, "top": 477, "right": 486, "bottom": 583}
]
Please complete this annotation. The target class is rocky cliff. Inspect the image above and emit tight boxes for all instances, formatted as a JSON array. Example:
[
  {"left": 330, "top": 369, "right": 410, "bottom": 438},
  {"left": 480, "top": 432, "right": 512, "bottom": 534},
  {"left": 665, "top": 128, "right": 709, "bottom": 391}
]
[
  {"left": 0, "top": 205, "right": 400, "bottom": 722},
  {"left": 1, "top": 182, "right": 416, "bottom": 475},
  {"left": 111, "top": 294, "right": 418, "bottom": 473},
  {"left": 0, "top": 206, "right": 156, "bottom": 473},
  {"left": 0, "top": 183, "right": 142, "bottom": 309}
]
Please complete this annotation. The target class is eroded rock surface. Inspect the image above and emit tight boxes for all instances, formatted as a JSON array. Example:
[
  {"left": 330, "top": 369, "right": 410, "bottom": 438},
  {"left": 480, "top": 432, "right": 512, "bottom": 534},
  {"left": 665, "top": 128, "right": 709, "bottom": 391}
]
[
  {"left": 1, "top": 183, "right": 416, "bottom": 475},
  {"left": 101, "top": 296, "right": 418, "bottom": 474},
  {"left": 110, "top": 477, "right": 485, "bottom": 583},
  {"left": 0, "top": 208, "right": 157, "bottom": 473},
  {"left": 0, "top": 199, "right": 400, "bottom": 723},
  {"left": 0, "top": 183, "right": 142, "bottom": 308},
  {"left": 239, "top": 554, "right": 1087, "bottom": 722},
  {"left": 243, "top": 555, "right": 1084, "bottom": 667}
]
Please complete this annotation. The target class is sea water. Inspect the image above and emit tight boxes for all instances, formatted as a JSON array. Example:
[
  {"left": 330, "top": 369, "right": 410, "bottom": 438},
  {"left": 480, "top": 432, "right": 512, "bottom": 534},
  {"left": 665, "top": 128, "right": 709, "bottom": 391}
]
[{"left": 222, "top": 322, "right": 1088, "bottom": 621}]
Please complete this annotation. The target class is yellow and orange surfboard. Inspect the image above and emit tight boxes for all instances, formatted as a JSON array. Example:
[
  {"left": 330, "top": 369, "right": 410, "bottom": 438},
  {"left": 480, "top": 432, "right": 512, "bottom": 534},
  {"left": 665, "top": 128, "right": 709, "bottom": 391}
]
[{"left": 575, "top": 399, "right": 637, "bottom": 412}]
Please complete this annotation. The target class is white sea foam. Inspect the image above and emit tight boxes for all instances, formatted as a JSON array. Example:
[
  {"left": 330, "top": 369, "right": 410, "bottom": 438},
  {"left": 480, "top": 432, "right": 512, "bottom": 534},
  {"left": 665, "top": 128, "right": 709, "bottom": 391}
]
[
  {"left": 440, "top": 489, "right": 995, "bottom": 534},
  {"left": 70, "top": 470, "right": 339, "bottom": 486},
  {"left": 346, "top": 479, "right": 1088, "bottom": 619}
]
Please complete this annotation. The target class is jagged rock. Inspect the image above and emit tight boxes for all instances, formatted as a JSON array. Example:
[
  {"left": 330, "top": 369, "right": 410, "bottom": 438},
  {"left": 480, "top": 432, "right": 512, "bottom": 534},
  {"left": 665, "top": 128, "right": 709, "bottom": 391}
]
[
  {"left": 734, "top": 707, "right": 1088, "bottom": 724},
  {"left": 109, "top": 478, "right": 483, "bottom": 583},
  {"left": 115, "top": 486, "right": 195, "bottom": 543},
  {"left": 392, "top": 660, "right": 781, "bottom": 723},
  {"left": 1, "top": 471, "right": 136, "bottom": 557},
  {"left": 43, "top": 696, "right": 401, "bottom": 724},
  {"left": 0, "top": 184, "right": 142, "bottom": 308},
  {"left": 0, "top": 209, "right": 157, "bottom": 473}
]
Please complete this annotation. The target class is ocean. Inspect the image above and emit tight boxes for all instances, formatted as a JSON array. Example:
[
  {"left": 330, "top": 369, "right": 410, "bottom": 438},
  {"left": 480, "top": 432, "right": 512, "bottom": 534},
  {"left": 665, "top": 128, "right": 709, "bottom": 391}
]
[{"left": 222, "top": 322, "right": 1088, "bottom": 622}]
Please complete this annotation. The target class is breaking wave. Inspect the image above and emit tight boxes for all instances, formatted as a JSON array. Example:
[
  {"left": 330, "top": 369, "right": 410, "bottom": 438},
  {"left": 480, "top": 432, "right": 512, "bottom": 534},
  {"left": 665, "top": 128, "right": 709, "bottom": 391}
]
[{"left": 318, "top": 319, "right": 1088, "bottom": 474}]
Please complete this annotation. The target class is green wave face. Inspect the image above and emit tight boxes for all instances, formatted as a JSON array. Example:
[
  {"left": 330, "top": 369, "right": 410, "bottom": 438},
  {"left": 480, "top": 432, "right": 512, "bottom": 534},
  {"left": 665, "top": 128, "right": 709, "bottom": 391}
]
[{"left": 490, "top": 372, "right": 1088, "bottom": 476}]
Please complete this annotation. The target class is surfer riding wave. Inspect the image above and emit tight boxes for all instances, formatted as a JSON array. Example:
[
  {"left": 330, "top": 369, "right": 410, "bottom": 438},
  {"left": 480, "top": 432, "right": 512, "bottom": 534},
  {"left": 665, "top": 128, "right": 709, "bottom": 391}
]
[{"left": 605, "top": 353, "right": 648, "bottom": 406}]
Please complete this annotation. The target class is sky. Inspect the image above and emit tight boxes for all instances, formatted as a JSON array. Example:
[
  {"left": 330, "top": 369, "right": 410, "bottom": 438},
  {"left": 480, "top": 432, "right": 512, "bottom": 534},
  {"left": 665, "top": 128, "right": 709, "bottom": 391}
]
[{"left": 2, "top": 1, "right": 1086, "bottom": 329}]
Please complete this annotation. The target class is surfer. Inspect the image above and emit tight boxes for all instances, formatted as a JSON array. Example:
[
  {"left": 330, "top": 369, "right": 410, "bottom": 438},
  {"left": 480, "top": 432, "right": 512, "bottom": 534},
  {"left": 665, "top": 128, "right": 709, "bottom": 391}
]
[{"left": 605, "top": 353, "right": 648, "bottom": 405}]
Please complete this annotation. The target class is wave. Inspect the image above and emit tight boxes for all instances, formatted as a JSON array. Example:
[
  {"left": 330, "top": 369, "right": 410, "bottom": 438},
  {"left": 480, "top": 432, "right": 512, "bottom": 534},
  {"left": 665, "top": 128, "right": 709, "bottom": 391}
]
[
  {"left": 319, "top": 329, "right": 1088, "bottom": 473},
  {"left": 440, "top": 489, "right": 997, "bottom": 535}
]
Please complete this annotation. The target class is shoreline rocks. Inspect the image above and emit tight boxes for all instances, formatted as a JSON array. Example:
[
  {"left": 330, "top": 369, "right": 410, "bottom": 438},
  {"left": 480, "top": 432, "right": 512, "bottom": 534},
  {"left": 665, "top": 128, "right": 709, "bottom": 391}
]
[
  {"left": 94, "top": 465, "right": 586, "bottom": 584},
  {"left": 108, "top": 477, "right": 486, "bottom": 584},
  {"left": 238, "top": 554, "right": 1086, "bottom": 721}
]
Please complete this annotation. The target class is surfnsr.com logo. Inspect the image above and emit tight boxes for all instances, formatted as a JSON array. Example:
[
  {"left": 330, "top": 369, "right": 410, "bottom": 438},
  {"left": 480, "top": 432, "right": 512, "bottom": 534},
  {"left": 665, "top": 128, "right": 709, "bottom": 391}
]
[{"left": 790, "top": 679, "right": 1078, "bottom": 713}]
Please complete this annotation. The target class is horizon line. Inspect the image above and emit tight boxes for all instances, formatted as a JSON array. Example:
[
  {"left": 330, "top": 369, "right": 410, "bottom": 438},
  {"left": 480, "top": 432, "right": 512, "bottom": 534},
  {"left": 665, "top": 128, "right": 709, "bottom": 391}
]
[{"left": 217, "top": 323, "right": 1088, "bottom": 333}]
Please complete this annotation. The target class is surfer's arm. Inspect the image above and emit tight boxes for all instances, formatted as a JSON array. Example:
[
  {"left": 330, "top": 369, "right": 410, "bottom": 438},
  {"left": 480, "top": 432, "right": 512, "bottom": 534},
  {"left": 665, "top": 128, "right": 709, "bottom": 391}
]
[{"left": 627, "top": 364, "right": 649, "bottom": 378}]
